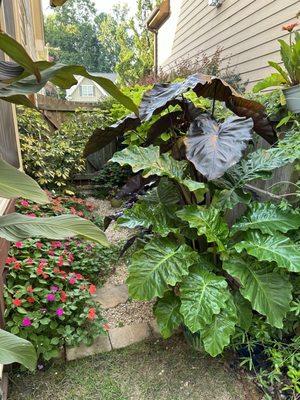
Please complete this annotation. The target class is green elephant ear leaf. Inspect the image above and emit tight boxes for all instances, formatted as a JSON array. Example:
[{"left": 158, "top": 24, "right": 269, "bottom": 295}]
[
  {"left": 232, "top": 202, "right": 300, "bottom": 235},
  {"left": 153, "top": 291, "right": 182, "bottom": 339},
  {"left": 0, "top": 329, "right": 37, "bottom": 371},
  {"left": 185, "top": 114, "right": 253, "bottom": 180},
  {"left": 234, "top": 231, "right": 300, "bottom": 273},
  {"left": 252, "top": 73, "right": 287, "bottom": 92},
  {"left": 127, "top": 237, "right": 198, "bottom": 301},
  {"left": 223, "top": 257, "right": 292, "bottom": 328},
  {"left": 200, "top": 297, "right": 237, "bottom": 357},
  {"left": 141, "top": 178, "right": 181, "bottom": 206},
  {"left": 118, "top": 202, "right": 180, "bottom": 237},
  {"left": 0, "top": 159, "right": 49, "bottom": 204},
  {"left": 177, "top": 205, "right": 229, "bottom": 250},
  {"left": 233, "top": 291, "right": 253, "bottom": 331},
  {"left": 0, "top": 213, "right": 108, "bottom": 246},
  {"left": 179, "top": 266, "right": 230, "bottom": 333},
  {"left": 111, "top": 145, "right": 205, "bottom": 193}
]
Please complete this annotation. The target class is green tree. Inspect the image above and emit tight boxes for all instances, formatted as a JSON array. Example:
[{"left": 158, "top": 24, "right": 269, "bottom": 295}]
[
  {"left": 98, "top": 1, "right": 155, "bottom": 85},
  {"left": 45, "top": 0, "right": 115, "bottom": 72}
]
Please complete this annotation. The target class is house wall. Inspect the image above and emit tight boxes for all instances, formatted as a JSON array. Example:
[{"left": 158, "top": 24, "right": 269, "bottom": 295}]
[
  {"left": 158, "top": 0, "right": 299, "bottom": 88},
  {"left": 68, "top": 77, "right": 105, "bottom": 103}
]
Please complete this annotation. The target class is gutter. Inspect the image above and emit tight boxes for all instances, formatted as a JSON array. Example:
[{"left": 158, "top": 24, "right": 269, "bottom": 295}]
[{"left": 147, "top": 0, "right": 170, "bottom": 76}]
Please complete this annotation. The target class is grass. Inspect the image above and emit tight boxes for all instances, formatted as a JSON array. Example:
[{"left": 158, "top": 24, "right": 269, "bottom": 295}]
[{"left": 8, "top": 335, "right": 260, "bottom": 400}]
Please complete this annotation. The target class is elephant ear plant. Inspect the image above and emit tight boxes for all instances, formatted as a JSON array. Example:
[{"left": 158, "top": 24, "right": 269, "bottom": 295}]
[{"left": 85, "top": 75, "right": 300, "bottom": 357}]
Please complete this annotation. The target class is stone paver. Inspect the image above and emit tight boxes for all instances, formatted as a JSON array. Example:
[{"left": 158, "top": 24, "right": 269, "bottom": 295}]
[
  {"left": 109, "top": 322, "right": 151, "bottom": 349},
  {"left": 66, "top": 334, "right": 112, "bottom": 361},
  {"left": 148, "top": 319, "right": 161, "bottom": 338},
  {"left": 95, "top": 284, "right": 129, "bottom": 309}
]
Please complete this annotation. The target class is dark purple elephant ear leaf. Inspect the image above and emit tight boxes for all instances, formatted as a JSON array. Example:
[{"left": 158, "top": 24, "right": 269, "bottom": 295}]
[
  {"left": 185, "top": 113, "right": 253, "bottom": 180},
  {"left": 139, "top": 73, "right": 276, "bottom": 144},
  {"left": 83, "top": 113, "right": 141, "bottom": 157}
]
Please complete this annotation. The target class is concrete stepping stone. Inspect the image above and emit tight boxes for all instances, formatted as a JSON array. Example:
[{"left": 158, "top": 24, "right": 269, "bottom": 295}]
[
  {"left": 66, "top": 335, "right": 112, "bottom": 361},
  {"left": 109, "top": 322, "right": 151, "bottom": 349},
  {"left": 95, "top": 284, "right": 129, "bottom": 309}
]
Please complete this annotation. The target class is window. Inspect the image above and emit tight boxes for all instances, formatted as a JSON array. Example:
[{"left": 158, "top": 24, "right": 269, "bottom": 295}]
[{"left": 80, "top": 84, "right": 94, "bottom": 97}]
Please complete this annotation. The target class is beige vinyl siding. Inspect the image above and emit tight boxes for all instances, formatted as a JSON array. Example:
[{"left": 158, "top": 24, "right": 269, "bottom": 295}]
[
  {"left": 68, "top": 78, "right": 103, "bottom": 103},
  {"left": 165, "top": 0, "right": 299, "bottom": 88}
]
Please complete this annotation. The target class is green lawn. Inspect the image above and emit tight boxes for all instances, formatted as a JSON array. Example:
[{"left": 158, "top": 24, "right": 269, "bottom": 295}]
[{"left": 8, "top": 335, "right": 260, "bottom": 400}]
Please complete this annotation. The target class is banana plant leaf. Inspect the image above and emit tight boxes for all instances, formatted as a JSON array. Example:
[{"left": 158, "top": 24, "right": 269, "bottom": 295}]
[
  {"left": 139, "top": 73, "right": 276, "bottom": 144},
  {"left": 185, "top": 113, "right": 253, "bottom": 180},
  {"left": 0, "top": 213, "right": 108, "bottom": 246},
  {"left": 0, "top": 329, "right": 37, "bottom": 371},
  {"left": 0, "top": 61, "right": 24, "bottom": 82}
]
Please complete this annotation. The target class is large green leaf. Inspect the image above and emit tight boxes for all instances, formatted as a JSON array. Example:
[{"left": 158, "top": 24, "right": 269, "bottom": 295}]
[
  {"left": 185, "top": 114, "right": 253, "bottom": 180},
  {"left": 0, "top": 329, "right": 37, "bottom": 371},
  {"left": 223, "top": 257, "right": 292, "bottom": 328},
  {"left": 0, "top": 32, "right": 40, "bottom": 81},
  {"left": 111, "top": 145, "right": 205, "bottom": 193},
  {"left": 141, "top": 178, "right": 180, "bottom": 206},
  {"left": 0, "top": 61, "right": 24, "bottom": 82},
  {"left": 0, "top": 159, "right": 48, "bottom": 204},
  {"left": 0, "top": 213, "right": 108, "bottom": 246},
  {"left": 234, "top": 231, "right": 300, "bottom": 273},
  {"left": 180, "top": 266, "right": 230, "bottom": 333},
  {"left": 200, "top": 297, "right": 237, "bottom": 357},
  {"left": 153, "top": 291, "right": 182, "bottom": 339},
  {"left": 232, "top": 202, "right": 300, "bottom": 235},
  {"left": 233, "top": 291, "right": 253, "bottom": 331},
  {"left": 127, "top": 237, "right": 198, "bottom": 301},
  {"left": 177, "top": 205, "right": 229, "bottom": 250},
  {"left": 0, "top": 63, "right": 138, "bottom": 115},
  {"left": 252, "top": 73, "right": 287, "bottom": 92},
  {"left": 118, "top": 202, "right": 180, "bottom": 237}
]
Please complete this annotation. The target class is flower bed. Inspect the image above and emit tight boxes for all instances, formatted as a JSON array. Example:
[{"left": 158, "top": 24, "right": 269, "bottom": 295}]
[{"left": 4, "top": 195, "right": 117, "bottom": 362}]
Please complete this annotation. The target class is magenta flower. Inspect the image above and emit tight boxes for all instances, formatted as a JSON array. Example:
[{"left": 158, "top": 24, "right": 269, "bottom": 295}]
[
  {"left": 27, "top": 213, "right": 36, "bottom": 218},
  {"left": 50, "top": 285, "right": 59, "bottom": 293},
  {"left": 15, "top": 241, "right": 23, "bottom": 249},
  {"left": 46, "top": 293, "right": 56, "bottom": 302},
  {"left": 56, "top": 308, "right": 64, "bottom": 317},
  {"left": 20, "top": 200, "right": 29, "bottom": 207},
  {"left": 22, "top": 317, "right": 32, "bottom": 327},
  {"left": 69, "top": 277, "right": 76, "bottom": 285}
]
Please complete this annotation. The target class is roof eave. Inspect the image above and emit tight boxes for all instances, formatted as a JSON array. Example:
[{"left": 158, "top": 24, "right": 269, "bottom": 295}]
[{"left": 147, "top": 0, "right": 170, "bottom": 32}]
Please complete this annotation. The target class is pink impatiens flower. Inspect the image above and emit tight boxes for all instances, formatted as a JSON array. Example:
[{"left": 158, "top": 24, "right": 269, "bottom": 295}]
[
  {"left": 20, "top": 200, "right": 29, "bottom": 207},
  {"left": 46, "top": 293, "right": 56, "bottom": 302},
  {"left": 22, "top": 317, "right": 32, "bottom": 327},
  {"left": 15, "top": 242, "right": 23, "bottom": 248},
  {"left": 50, "top": 285, "right": 59, "bottom": 293},
  {"left": 56, "top": 308, "right": 64, "bottom": 317},
  {"left": 68, "top": 277, "right": 76, "bottom": 285},
  {"left": 35, "top": 242, "right": 43, "bottom": 249},
  {"left": 27, "top": 213, "right": 36, "bottom": 218}
]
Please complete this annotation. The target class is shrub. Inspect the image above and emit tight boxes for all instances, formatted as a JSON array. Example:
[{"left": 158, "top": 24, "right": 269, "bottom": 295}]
[{"left": 17, "top": 107, "right": 112, "bottom": 190}]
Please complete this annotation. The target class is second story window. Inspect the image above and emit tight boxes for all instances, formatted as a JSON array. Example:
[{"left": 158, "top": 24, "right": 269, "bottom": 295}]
[{"left": 80, "top": 84, "right": 94, "bottom": 97}]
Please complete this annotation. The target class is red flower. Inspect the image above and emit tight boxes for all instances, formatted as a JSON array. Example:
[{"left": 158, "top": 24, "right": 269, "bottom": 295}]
[
  {"left": 39, "top": 260, "right": 47, "bottom": 268},
  {"left": 20, "top": 200, "right": 29, "bottom": 207},
  {"left": 27, "top": 213, "right": 36, "bottom": 218},
  {"left": 75, "top": 273, "right": 83, "bottom": 280},
  {"left": 282, "top": 22, "right": 299, "bottom": 32},
  {"left": 36, "top": 267, "right": 43, "bottom": 276},
  {"left": 87, "top": 308, "right": 96, "bottom": 320},
  {"left": 60, "top": 291, "right": 67, "bottom": 302},
  {"left": 36, "top": 242, "right": 43, "bottom": 249},
  {"left": 13, "top": 298, "right": 22, "bottom": 307},
  {"left": 5, "top": 257, "right": 16, "bottom": 265},
  {"left": 15, "top": 242, "right": 23, "bottom": 249},
  {"left": 68, "top": 253, "right": 74, "bottom": 263},
  {"left": 13, "top": 262, "right": 21, "bottom": 271},
  {"left": 27, "top": 297, "right": 35, "bottom": 303},
  {"left": 26, "top": 258, "right": 34, "bottom": 265},
  {"left": 48, "top": 250, "right": 55, "bottom": 256},
  {"left": 89, "top": 284, "right": 96, "bottom": 295}
]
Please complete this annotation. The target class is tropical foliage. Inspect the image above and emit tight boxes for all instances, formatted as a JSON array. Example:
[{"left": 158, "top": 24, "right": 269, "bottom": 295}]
[
  {"left": 84, "top": 74, "right": 300, "bottom": 380},
  {"left": 254, "top": 23, "right": 300, "bottom": 91}
]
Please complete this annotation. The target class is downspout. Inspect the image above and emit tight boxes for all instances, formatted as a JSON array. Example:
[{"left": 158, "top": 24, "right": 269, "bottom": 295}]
[{"left": 153, "top": 29, "right": 158, "bottom": 78}]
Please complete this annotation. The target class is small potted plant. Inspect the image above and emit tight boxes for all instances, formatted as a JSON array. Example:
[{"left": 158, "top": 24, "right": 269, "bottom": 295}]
[{"left": 253, "top": 22, "right": 300, "bottom": 113}]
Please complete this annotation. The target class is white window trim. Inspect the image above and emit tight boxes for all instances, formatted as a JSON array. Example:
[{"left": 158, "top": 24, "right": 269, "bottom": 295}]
[{"left": 81, "top": 84, "right": 94, "bottom": 97}]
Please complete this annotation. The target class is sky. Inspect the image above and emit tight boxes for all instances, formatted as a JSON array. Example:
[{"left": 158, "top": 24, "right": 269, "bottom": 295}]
[{"left": 42, "top": 0, "right": 137, "bottom": 15}]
